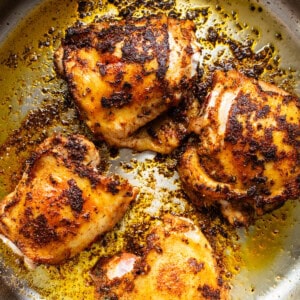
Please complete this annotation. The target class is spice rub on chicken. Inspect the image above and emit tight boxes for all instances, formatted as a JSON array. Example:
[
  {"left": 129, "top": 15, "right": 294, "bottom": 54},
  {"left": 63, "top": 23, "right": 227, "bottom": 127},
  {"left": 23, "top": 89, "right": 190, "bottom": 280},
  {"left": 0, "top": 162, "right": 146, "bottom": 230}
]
[
  {"left": 178, "top": 70, "right": 300, "bottom": 226},
  {"left": 55, "top": 15, "right": 201, "bottom": 153},
  {"left": 91, "top": 214, "right": 228, "bottom": 300},
  {"left": 0, "top": 134, "right": 138, "bottom": 265}
]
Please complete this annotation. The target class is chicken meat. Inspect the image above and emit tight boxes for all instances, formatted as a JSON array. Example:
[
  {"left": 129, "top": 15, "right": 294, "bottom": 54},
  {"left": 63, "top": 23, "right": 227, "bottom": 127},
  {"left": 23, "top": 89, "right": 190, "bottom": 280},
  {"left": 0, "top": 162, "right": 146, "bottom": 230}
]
[
  {"left": 0, "top": 134, "right": 138, "bottom": 265},
  {"left": 178, "top": 69, "right": 300, "bottom": 225},
  {"left": 55, "top": 15, "right": 201, "bottom": 153},
  {"left": 91, "top": 214, "right": 227, "bottom": 300}
]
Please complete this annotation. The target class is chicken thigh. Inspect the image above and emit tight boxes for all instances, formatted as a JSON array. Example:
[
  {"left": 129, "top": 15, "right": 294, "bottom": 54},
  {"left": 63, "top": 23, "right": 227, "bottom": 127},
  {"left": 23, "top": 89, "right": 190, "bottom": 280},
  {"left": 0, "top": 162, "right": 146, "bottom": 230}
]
[
  {"left": 0, "top": 134, "right": 138, "bottom": 265},
  {"left": 55, "top": 15, "right": 201, "bottom": 153},
  {"left": 178, "top": 70, "right": 300, "bottom": 225},
  {"left": 91, "top": 214, "right": 227, "bottom": 300}
]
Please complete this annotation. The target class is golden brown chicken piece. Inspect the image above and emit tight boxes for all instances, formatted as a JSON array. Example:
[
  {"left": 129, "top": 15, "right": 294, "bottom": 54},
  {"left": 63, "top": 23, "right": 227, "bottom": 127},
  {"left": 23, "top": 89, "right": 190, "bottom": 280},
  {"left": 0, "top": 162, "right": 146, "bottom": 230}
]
[
  {"left": 111, "top": 96, "right": 202, "bottom": 154},
  {"left": 91, "top": 214, "right": 228, "bottom": 300},
  {"left": 0, "top": 134, "right": 138, "bottom": 265},
  {"left": 55, "top": 15, "right": 201, "bottom": 153},
  {"left": 178, "top": 69, "right": 300, "bottom": 225}
]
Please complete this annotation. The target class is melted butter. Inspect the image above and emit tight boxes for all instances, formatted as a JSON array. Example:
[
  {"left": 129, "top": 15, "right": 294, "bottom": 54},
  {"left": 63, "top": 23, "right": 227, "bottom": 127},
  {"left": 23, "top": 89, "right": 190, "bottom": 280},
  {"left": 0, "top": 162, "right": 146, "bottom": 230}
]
[
  {"left": 240, "top": 201, "right": 297, "bottom": 272},
  {"left": 0, "top": 0, "right": 79, "bottom": 197},
  {"left": 0, "top": 0, "right": 78, "bottom": 139}
]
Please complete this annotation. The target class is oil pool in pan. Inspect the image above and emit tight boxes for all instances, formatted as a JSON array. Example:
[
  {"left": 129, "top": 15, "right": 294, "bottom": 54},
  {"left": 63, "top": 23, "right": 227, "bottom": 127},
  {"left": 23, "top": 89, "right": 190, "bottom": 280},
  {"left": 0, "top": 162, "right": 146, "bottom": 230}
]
[{"left": 0, "top": 0, "right": 299, "bottom": 299}]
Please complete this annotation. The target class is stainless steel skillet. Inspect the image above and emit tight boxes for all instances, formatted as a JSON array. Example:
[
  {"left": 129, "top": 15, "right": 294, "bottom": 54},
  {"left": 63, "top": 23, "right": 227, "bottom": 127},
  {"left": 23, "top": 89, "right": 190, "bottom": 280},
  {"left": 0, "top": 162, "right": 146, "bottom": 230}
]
[{"left": 0, "top": 0, "right": 299, "bottom": 299}]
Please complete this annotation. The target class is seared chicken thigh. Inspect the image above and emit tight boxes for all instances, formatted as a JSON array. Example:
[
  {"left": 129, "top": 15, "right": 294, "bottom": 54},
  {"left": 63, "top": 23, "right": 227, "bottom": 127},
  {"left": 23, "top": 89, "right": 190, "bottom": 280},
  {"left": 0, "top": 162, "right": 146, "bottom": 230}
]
[
  {"left": 55, "top": 15, "right": 201, "bottom": 153},
  {"left": 178, "top": 70, "right": 300, "bottom": 225},
  {"left": 91, "top": 214, "right": 227, "bottom": 299},
  {"left": 0, "top": 135, "right": 137, "bottom": 265}
]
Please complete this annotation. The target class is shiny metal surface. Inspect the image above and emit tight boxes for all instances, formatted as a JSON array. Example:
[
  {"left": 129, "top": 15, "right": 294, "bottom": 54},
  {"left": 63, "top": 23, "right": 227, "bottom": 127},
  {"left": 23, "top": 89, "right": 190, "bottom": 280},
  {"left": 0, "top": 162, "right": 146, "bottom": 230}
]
[{"left": 0, "top": 0, "right": 299, "bottom": 299}]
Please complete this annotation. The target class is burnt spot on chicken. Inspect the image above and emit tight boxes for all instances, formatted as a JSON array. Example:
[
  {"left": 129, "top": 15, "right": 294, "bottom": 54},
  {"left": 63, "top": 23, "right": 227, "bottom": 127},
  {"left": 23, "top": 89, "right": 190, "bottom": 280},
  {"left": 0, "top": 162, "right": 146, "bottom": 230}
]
[
  {"left": 19, "top": 214, "right": 58, "bottom": 246},
  {"left": 188, "top": 257, "right": 205, "bottom": 274},
  {"left": 101, "top": 91, "right": 133, "bottom": 109},
  {"left": 198, "top": 284, "right": 221, "bottom": 300},
  {"left": 224, "top": 115, "right": 243, "bottom": 145},
  {"left": 74, "top": 165, "right": 100, "bottom": 188},
  {"left": 107, "top": 179, "right": 121, "bottom": 195},
  {"left": 63, "top": 26, "right": 94, "bottom": 49},
  {"left": 98, "top": 63, "right": 107, "bottom": 76},
  {"left": 1, "top": 195, "right": 20, "bottom": 212},
  {"left": 64, "top": 135, "right": 88, "bottom": 162},
  {"left": 277, "top": 115, "right": 300, "bottom": 147},
  {"left": 65, "top": 179, "right": 84, "bottom": 213},
  {"left": 120, "top": 20, "right": 170, "bottom": 81},
  {"left": 256, "top": 105, "right": 271, "bottom": 119}
]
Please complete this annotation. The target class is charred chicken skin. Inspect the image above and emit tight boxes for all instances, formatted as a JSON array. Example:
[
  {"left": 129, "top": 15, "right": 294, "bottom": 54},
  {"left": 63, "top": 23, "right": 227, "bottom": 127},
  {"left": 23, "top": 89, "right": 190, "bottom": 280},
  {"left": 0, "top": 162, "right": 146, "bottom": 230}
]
[
  {"left": 91, "top": 214, "right": 227, "bottom": 300},
  {"left": 0, "top": 134, "right": 138, "bottom": 265},
  {"left": 55, "top": 15, "right": 201, "bottom": 153},
  {"left": 178, "top": 70, "right": 300, "bottom": 225}
]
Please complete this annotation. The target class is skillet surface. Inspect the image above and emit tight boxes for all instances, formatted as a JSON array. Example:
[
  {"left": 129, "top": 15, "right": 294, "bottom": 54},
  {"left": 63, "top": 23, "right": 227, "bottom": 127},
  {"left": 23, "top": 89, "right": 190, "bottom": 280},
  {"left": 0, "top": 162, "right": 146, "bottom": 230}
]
[{"left": 0, "top": 0, "right": 299, "bottom": 299}]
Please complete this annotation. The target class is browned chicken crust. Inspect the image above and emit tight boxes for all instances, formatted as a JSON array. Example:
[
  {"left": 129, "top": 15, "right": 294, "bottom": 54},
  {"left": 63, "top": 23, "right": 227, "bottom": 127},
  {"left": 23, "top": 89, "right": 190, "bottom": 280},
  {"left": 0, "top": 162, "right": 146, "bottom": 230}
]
[
  {"left": 55, "top": 15, "right": 201, "bottom": 153},
  {"left": 0, "top": 134, "right": 138, "bottom": 265},
  {"left": 178, "top": 70, "right": 300, "bottom": 225},
  {"left": 91, "top": 214, "right": 228, "bottom": 300}
]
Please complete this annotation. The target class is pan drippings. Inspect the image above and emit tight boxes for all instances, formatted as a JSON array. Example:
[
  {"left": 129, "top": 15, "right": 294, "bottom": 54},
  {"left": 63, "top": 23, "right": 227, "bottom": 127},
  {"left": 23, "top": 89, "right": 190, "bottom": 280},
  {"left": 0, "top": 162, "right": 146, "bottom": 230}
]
[{"left": 0, "top": 0, "right": 299, "bottom": 299}]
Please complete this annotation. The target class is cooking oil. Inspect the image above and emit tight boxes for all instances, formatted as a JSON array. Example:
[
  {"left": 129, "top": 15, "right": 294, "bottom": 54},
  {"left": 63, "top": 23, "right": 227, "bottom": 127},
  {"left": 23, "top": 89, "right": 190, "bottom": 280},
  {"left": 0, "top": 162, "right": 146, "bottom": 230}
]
[{"left": 0, "top": 0, "right": 299, "bottom": 299}]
